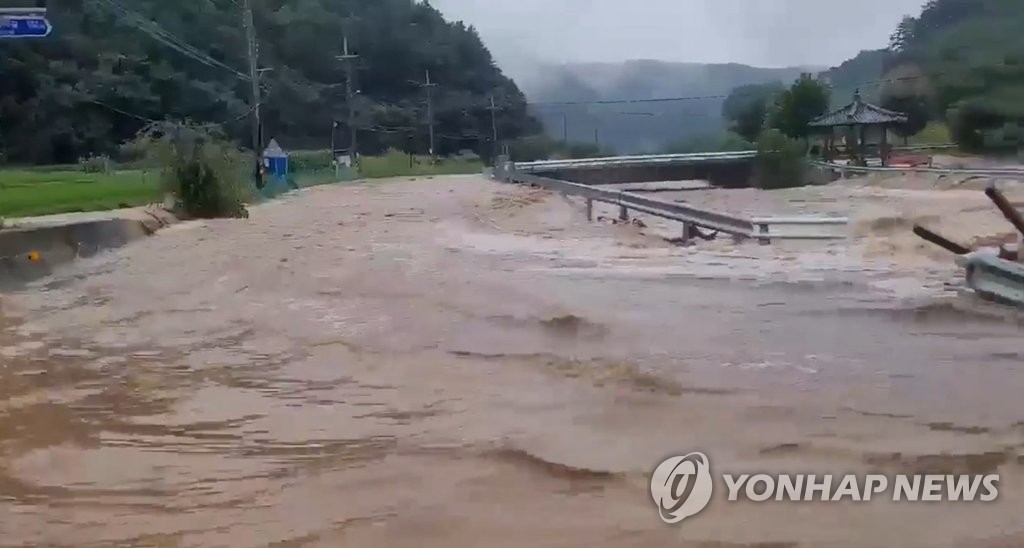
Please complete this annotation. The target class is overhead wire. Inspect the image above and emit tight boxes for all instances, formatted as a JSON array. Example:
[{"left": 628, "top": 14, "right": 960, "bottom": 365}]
[
  {"left": 89, "top": 0, "right": 251, "bottom": 81},
  {"left": 74, "top": 7, "right": 1022, "bottom": 149},
  {"left": 520, "top": 65, "right": 1008, "bottom": 109}
]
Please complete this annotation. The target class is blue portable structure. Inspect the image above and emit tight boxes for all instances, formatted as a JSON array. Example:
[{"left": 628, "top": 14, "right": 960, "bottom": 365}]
[
  {"left": 262, "top": 139, "right": 289, "bottom": 180},
  {"left": 0, "top": 4, "right": 52, "bottom": 39}
]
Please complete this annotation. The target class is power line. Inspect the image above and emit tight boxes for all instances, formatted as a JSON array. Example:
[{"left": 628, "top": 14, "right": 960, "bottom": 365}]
[
  {"left": 520, "top": 65, "right": 1005, "bottom": 108},
  {"left": 241, "top": 0, "right": 265, "bottom": 189},
  {"left": 336, "top": 36, "right": 360, "bottom": 160},
  {"left": 88, "top": 99, "right": 158, "bottom": 124},
  {"left": 90, "top": 0, "right": 251, "bottom": 82},
  {"left": 409, "top": 70, "right": 439, "bottom": 160}
]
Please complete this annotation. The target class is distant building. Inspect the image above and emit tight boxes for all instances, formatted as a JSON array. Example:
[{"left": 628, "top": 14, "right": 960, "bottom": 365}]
[{"left": 809, "top": 90, "right": 908, "bottom": 166}]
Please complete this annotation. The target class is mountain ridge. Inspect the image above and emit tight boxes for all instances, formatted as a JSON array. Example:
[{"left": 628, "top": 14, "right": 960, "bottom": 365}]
[{"left": 517, "top": 59, "right": 817, "bottom": 153}]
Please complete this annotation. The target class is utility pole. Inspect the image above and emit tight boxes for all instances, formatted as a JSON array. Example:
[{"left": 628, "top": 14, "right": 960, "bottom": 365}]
[
  {"left": 425, "top": 69, "right": 437, "bottom": 161},
  {"left": 409, "top": 69, "right": 438, "bottom": 161},
  {"left": 336, "top": 36, "right": 359, "bottom": 166},
  {"left": 562, "top": 113, "right": 568, "bottom": 143},
  {"left": 488, "top": 95, "right": 499, "bottom": 163},
  {"left": 242, "top": 0, "right": 263, "bottom": 189}
]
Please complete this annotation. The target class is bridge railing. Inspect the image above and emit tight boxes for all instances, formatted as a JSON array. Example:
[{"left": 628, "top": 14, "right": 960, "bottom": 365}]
[
  {"left": 751, "top": 217, "right": 850, "bottom": 242},
  {"left": 515, "top": 151, "right": 758, "bottom": 173},
  {"left": 811, "top": 160, "right": 1024, "bottom": 178},
  {"left": 503, "top": 166, "right": 847, "bottom": 243}
]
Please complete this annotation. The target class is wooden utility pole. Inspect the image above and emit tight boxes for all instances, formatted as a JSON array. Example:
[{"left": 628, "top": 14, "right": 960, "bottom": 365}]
[
  {"left": 242, "top": 0, "right": 263, "bottom": 189},
  {"left": 409, "top": 69, "right": 438, "bottom": 160},
  {"left": 488, "top": 95, "right": 499, "bottom": 163},
  {"left": 424, "top": 69, "right": 437, "bottom": 160},
  {"left": 336, "top": 36, "right": 359, "bottom": 165}
]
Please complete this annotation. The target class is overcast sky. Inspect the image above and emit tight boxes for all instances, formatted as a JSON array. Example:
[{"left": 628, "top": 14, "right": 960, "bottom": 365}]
[{"left": 430, "top": 0, "right": 927, "bottom": 75}]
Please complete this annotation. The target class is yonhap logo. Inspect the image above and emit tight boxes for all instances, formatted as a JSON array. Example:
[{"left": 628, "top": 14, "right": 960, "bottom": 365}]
[
  {"left": 650, "top": 452, "right": 714, "bottom": 524},
  {"left": 651, "top": 451, "right": 1000, "bottom": 525}
]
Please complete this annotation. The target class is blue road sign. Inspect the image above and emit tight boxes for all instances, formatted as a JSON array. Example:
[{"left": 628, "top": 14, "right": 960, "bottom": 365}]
[{"left": 0, "top": 16, "right": 52, "bottom": 39}]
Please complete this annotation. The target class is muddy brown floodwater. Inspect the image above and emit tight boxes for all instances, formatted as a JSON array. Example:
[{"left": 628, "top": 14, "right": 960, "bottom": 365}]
[{"left": 2, "top": 175, "right": 1024, "bottom": 547}]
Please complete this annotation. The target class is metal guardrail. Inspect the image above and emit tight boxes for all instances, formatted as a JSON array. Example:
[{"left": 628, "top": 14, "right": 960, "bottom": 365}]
[
  {"left": 504, "top": 166, "right": 847, "bottom": 243},
  {"left": 956, "top": 253, "right": 1024, "bottom": 307},
  {"left": 891, "top": 144, "right": 959, "bottom": 152},
  {"left": 516, "top": 151, "right": 758, "bottom": 173},
  {"left": 516, "top": 173, "right": 754, "bottom": 236},
  {"left": 751, "top": 217, "right": 849, "bottom": 241},
  {"left": 812, "top": 160, "right": 1024, "bottom": 178}
]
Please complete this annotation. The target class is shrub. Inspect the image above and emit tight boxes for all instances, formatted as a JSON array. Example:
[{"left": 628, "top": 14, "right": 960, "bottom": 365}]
[
  {"left": 981, "top": 122, "right": 1024, "bottom": 152},
  {"left": 289, "top": 149, "right": 335, "bottom": 172},
  {"left": 115, "top": 140, "right": 157, "bottom": 169},
  {"left": 133, "top": 124, "right": 250, "bottom": 219},
  {"left": 79, "top": 155, "right": 112, "bottom": 173},
  {"left": 755, "top": 129, "right": 808, "bottom": 190},
  {"left": 948, "top": 92, "right": 1024, "bottom": 153}
]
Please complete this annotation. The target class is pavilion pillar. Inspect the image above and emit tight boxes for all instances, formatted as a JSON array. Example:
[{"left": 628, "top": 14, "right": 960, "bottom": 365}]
[
  {"left": 859, "top": 125, "right": 867, "bottom": 166},
  {"left": 880, "top": 126, "right": 889, "bottom": 166}
]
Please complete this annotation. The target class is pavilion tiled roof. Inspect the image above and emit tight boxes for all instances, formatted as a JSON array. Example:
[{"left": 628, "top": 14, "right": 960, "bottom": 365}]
[{"left": 809, "top": 91, "right": 909, "bottom": 127}]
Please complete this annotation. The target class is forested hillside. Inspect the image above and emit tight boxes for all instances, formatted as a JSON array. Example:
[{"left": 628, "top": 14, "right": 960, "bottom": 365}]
[
  {"left": 887, "top": 0, "right": 1024, "bottom": 150},
  {"left": 820, "top": 0, "right": 1024, "bottom": 150},
  {"left": 520, "top": 61, "right": 812, "bottom": 154},
  {"left": 819, "top": 49, "right": 887, "bottom": 106},
  {"left": 0, "top": 0, "right": 539, "bottom": 165}
]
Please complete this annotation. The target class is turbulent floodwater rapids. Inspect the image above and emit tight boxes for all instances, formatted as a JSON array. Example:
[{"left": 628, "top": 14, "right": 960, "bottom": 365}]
[{"left": 1, "top": 175, "right": 1023, "bottom": 547}]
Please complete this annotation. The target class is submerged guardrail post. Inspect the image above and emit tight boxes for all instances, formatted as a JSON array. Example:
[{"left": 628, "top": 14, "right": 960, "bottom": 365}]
[
  {"left": 618, "top": 205, "right": 629, "bottom": 222},
  {"left": 586, "top": 199, "right": 594, "bottom": 222},
  {"left": 756, "top": 222, "right": 771, "bottom": 245},
  {"left": 681, "top": 222, "right": 697, "bottom": 243}
]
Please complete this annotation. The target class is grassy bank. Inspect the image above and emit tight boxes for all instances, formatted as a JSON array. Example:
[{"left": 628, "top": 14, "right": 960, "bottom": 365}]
[
  {"left": 0, "top": 150, "right": 483, "bottom": 219},
  {"left": 357, "top": 150, "right": 483, "bottom": 178},
  {"left": 0, "top": 170, "right": 161, "bottom": 218}
]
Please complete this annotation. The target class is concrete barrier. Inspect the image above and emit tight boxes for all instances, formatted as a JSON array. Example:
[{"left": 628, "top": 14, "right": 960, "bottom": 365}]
[{"left": 0, "top": 209, "right": 174, "bottom": 288}]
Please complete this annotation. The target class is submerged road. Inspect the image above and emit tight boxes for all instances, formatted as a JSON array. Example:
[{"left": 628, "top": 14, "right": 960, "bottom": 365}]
[{"left": 1, "top": 175, "right": 1023, "bottom": 547}]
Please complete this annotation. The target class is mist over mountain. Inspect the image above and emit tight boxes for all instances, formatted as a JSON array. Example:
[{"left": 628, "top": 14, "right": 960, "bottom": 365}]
[{"left": 516, "top": 60, "right": 818, "bottom": 153}]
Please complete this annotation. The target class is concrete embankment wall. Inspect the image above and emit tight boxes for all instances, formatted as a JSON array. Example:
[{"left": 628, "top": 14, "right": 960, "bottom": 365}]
[
  {"left": 0, "top": 211, "right": 172, "bottom": 288},
  {"left": 537, "top": 160, "right": 841, "bottom": 188}
]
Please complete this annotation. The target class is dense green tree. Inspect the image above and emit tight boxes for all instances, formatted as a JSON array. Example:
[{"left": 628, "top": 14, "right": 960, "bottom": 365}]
[
  {"left": 755, "top": 128, "right": 807, "bottom": 190},
  {"left": 0, "top": 0, "right": 539, "bottom": 165},
  {"left": 721, "top": 83, "right": 783, "bottom": 143},
  {"left": 888, "top": 16, "right": 917, "bottom": 53},
  {"left": 881, "top": 94, "right": 931, "bottom": 141},
  {"left": 883, "top": 0, "right": 1024, "bottom": 150},
  {"left": 769, "top": 75, "right": 831, "bottom": 140}
]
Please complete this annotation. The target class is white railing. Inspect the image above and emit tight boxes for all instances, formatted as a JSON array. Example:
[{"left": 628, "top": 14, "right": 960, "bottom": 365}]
[
  {"left": 515, "top": 151, "right": 758, "bottom": 173},
  {"left": 503, "top": 166, "right": 847, "bottom": 243},
  {"left": 751, "top": 217, "right": 849, "bottom": 241},
  {"left": 812, "top": 160, "right": 1024, "bottom": 178}
]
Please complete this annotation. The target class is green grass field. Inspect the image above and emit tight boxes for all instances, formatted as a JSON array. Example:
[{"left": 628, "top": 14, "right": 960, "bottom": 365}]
[
  {"left": 908, "top": 122, "right": 953, "bottom": 146},
  {"left": 0, "top": 151, "right": 484, "bottom": 219},
  {"left": 357, "top": 150, "right": 483, "bottom": 179},
  {"left": 0, "top": 170, "right": 162, "bottom": 218}
]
